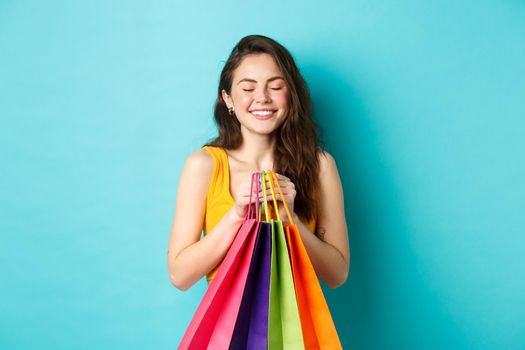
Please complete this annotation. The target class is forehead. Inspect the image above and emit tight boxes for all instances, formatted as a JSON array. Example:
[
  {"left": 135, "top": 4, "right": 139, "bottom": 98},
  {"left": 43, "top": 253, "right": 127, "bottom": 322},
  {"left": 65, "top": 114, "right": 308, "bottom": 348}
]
[{"left": 233, "top": 53, "right": 284, "bottom": 82}]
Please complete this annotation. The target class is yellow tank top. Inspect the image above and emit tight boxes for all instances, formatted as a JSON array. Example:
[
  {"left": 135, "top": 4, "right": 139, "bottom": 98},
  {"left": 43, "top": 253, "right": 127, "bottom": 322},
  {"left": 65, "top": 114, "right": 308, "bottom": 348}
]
[{"left": 202, "top": 146, "right": 316, "bottom": 281}]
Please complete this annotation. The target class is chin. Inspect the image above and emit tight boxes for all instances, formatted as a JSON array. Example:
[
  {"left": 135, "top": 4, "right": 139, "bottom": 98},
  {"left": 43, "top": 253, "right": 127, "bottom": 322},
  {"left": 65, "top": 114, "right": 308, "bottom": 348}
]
[
  {"left": 240, "top": 116, "right": 286, "bottom": 136},
  {"left": 251, "top": 128, "right": 278, "bottom": 136}
]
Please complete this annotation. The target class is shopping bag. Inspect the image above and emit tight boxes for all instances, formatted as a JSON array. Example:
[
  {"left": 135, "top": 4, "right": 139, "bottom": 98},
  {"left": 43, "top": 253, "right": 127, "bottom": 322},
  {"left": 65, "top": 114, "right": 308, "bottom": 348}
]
[
  {"left": 271, "top": 172, "right": 343, "bottom": 350},
  {"left": 285, "top": 224, "right": 342, "bottom": 349},
  {"left": 178, "top": 174, "right": 260, "bottom": 350},
  {"left": 230, "top": 221, "right": 272, "bottom": 350},
  {"left": 266, "top": 172, "right": 304, "bottom": 349},
  {"left": 230, "top": 172, "right": 272, "bottom": 350}
]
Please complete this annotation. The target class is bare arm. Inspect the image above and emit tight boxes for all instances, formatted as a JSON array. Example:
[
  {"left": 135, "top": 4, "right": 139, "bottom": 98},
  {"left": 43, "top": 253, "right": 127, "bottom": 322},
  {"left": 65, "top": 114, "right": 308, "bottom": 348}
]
[
  {"left": 272, "top": 152, "right": 350, "bottom": 288},
  {"left": 166, "top": 150, "right": 254, "bottom": 291},
  {"left": 301, "top": 152, "right": 350, "bottom": 288}
]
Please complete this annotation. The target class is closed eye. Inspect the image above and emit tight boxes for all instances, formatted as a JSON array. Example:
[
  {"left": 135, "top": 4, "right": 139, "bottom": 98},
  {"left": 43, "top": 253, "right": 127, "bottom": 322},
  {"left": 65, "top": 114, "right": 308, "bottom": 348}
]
[{"left": 242, "top": 89, "right": 254, "bottom": 92}]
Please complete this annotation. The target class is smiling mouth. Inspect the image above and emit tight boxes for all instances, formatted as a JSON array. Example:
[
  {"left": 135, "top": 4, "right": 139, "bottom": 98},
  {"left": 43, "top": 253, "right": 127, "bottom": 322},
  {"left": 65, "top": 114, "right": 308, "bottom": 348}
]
[{"left": 250, "top": 110, "right": 277, "bottom": 120}]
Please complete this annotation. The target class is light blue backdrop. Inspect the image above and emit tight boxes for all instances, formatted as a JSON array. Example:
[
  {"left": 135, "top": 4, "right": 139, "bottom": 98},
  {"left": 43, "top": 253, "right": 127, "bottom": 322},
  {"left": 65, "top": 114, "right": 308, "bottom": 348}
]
[{"left": 1, "top": 0, "right": 524, "bottom": 349}]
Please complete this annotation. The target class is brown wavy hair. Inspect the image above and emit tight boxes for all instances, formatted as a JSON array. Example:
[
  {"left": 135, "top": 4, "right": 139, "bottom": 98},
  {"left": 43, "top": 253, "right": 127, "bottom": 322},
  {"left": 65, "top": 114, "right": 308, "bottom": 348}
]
[{"left": 205, "top": 34, "right": 322, "bottom": 223}]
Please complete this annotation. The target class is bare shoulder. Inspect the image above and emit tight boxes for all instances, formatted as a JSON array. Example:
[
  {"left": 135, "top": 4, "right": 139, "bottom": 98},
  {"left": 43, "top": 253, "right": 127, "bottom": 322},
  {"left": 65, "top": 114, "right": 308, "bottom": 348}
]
[
  {"left": 318, "top": 149, "right": 338, "bottom": 176},
  {"left": 183, "top": 148, "right": 214, "bottom": 174},
  {"left": 178, "top": 148, "right": 215, "bottom": 193}
]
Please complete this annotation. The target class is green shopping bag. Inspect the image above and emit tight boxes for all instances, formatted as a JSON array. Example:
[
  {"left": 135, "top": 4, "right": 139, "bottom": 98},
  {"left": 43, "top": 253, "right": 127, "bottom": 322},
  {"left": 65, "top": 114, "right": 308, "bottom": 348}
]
[{"left": 265, "top": 172, "right": 304, "bottom": 349}]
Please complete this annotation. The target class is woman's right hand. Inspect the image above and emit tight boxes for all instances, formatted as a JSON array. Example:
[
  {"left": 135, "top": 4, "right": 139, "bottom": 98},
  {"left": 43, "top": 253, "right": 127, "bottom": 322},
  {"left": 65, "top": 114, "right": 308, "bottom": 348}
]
[{"left": 231, "top": 173, "right": 259, "bottom": 220}]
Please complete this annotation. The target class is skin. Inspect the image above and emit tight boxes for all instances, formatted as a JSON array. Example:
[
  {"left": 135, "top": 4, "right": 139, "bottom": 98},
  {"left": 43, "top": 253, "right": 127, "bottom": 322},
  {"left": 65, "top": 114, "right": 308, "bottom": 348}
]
[{"left": 167, "top": 53, "right": 350, "bottom": 290}]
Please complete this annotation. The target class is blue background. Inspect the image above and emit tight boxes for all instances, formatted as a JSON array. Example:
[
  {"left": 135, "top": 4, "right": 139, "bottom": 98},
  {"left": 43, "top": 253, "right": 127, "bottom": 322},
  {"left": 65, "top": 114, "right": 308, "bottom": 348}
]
[{"left": 1, "top": 0, "right": 524, "bottom": 349}]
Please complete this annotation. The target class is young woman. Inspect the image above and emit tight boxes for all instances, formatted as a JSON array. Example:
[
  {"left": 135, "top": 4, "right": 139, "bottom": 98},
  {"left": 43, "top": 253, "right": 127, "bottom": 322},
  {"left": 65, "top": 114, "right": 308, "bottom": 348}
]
[{"left": 167, "top": 35, "right": 349, "bottom": 291}]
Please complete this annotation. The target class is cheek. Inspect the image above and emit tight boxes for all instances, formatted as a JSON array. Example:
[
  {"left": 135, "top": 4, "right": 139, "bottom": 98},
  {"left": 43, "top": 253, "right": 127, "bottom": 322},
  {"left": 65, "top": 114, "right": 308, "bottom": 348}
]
[
  {"left": 274, "top": 91, "right": 289, "bottom": 108},
  {"left": 235, "top": 93, "right": 253, "bottom": 107}
]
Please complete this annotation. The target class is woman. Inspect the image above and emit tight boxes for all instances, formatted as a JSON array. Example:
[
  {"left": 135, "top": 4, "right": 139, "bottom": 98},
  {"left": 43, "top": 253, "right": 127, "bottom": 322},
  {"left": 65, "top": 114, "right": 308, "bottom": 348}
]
[{"left": 167, "top": 35, "right": 349, "bottom": 291}]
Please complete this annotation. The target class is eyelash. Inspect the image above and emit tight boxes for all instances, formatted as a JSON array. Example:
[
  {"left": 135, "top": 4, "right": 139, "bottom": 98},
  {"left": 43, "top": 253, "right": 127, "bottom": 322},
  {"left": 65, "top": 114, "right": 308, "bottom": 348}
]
[{"left": 242, "top": 88, "right": 282, "bottom": 92}]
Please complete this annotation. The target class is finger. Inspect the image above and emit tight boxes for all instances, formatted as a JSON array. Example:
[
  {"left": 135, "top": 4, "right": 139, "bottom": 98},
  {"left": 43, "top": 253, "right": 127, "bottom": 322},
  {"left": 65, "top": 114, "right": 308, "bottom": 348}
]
[
  {"left": 269, "top": 178, "right": 293, "bottom": 191},
  {"left": 259, "top": 193, "right": 287, "bottom": 202},
  {"left": 262, "top": 179, "right": 287, "bottom": 191},
  {"left": 273, "top": 173, "right": 291, "bottom": 182},
  {"left": 268, "top": 174, "right": 288, "bottom": 182}
]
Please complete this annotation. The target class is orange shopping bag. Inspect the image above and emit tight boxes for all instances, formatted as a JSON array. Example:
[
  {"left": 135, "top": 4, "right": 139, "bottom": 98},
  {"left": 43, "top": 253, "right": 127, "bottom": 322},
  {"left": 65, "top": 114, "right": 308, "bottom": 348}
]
[{"left": 271, "top": 172, "right": 343, "bottom": 350}]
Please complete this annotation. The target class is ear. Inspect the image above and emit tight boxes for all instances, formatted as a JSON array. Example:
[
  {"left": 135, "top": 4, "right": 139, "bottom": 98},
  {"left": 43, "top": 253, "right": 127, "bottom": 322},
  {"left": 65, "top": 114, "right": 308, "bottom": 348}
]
[{"left": 221, "top": 89, "right": 233, "bottom": 109}]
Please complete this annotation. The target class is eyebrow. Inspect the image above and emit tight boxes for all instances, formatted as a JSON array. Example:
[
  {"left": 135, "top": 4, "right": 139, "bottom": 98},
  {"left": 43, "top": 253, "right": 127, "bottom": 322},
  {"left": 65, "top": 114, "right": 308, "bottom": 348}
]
[{"left": 237, "top": 76, "right": 285, "bottom": 85}]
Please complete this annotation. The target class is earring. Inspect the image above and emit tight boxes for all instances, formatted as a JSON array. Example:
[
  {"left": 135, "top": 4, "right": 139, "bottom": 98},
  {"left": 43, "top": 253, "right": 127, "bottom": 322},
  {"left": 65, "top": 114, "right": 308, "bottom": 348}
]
[{"left": 228, "top": 107, "right": 235, "bottom": 116}]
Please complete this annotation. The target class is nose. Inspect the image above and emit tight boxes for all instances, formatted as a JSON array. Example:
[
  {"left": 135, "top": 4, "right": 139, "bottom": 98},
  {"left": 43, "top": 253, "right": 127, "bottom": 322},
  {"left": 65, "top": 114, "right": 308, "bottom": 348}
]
[{"left": 255, "top": 88, "right": 271, "bottom": 103}]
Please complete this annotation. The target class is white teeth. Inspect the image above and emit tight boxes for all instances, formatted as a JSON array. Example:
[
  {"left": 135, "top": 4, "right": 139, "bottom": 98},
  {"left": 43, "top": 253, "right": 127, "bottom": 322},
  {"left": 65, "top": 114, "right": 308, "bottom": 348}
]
[{"left": 251, "top": 110, "right": 274, "bottom": 116}]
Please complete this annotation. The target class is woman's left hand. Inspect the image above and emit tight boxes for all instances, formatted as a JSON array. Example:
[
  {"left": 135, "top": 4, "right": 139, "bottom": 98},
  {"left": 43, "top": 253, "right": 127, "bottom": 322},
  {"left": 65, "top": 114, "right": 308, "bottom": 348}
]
[{"left": 266, "top": 173, "right": 296, "bottom": 224}]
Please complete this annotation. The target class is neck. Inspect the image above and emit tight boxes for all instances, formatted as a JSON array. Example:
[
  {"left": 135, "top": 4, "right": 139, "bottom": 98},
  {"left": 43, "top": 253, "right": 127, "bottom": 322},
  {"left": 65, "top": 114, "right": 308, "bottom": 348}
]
[{"left": 234, "top": 129, "right": 276, "bottom": 171}]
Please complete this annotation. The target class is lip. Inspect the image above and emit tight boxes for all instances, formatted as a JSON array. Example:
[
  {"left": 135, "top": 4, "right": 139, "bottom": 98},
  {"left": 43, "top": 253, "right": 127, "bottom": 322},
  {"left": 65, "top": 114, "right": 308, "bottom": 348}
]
[{"left": 249, "top": 109, "right": 277, "bottom": 120}]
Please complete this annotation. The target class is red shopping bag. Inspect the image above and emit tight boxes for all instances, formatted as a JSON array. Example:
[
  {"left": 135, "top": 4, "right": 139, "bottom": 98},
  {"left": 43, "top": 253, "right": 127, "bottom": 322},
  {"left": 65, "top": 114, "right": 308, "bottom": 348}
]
[{"left": 178, "top": 174, "right": 260, "bottom": 350}]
